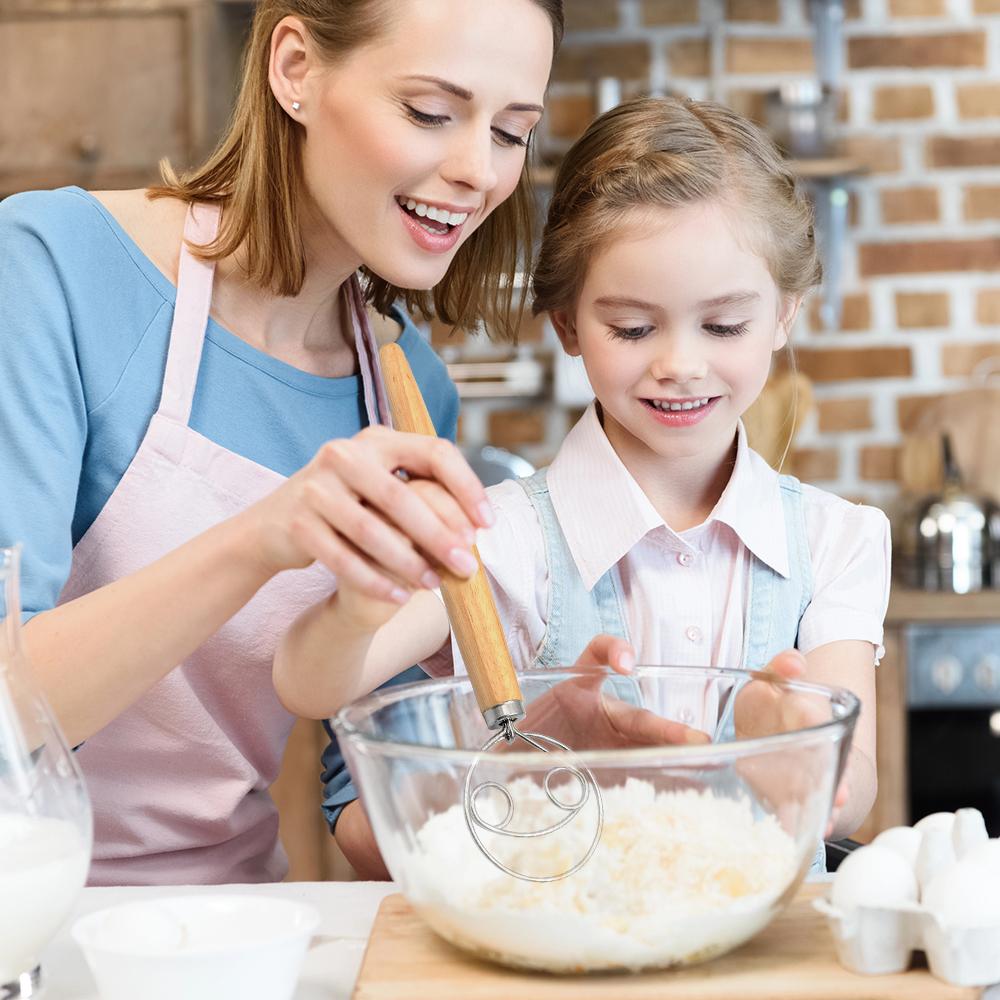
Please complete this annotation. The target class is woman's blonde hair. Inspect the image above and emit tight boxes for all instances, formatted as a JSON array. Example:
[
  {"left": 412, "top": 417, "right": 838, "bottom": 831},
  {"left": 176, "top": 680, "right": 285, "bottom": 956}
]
[
  {"left": 150, "top": 0, "right": 564, "bottom": 341},
  {"left": 532, "top": 96, "right": 822, "bottom": 317}
]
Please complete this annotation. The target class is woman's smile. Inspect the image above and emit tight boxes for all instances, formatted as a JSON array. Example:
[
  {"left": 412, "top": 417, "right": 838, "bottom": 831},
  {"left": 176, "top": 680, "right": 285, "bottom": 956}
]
[{"left": 394, "top": 194, "right": 474, "bottom": 253}]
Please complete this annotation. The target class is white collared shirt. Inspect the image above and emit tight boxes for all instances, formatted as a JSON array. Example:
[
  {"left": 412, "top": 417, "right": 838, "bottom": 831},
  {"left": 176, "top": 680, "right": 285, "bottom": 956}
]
[{"left": 425, "top": 403, "right": 890, "bottom": 676}]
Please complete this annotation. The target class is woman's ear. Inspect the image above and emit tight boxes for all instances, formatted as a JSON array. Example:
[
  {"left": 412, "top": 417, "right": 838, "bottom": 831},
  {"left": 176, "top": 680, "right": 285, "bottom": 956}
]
[
  {"left": 550, "top": 310, "right": 581, "bottom": 357},
  {"left": 774, "top": 293, "right": 803, "bottom": 351},
  {"left": 269, "top": 16, "right": 312, "bottom": 119}
]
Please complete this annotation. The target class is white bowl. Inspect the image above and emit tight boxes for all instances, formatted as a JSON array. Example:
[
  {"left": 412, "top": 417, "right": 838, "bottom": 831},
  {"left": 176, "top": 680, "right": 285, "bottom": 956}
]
[{"left": 71, "top": 894, "right": 320, "bottom": 1000}]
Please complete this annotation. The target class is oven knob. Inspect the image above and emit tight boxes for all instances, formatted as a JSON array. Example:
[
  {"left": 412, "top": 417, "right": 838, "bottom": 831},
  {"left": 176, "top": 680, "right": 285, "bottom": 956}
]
[
  {"left": 931, "top": 655, "right": 963, "bottom": 695},
  {"left": 974, "top": 655, "right": 1000, "bottom": 693}
]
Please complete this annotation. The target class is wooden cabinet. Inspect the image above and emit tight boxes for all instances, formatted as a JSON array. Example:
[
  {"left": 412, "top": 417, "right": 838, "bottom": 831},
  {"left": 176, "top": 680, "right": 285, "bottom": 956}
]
[
  {"left": 0, "top": 0, "right": 248, "bottom": 196},
  {"left": 272, "top": 718, "right": 358, "bottom": 883}
]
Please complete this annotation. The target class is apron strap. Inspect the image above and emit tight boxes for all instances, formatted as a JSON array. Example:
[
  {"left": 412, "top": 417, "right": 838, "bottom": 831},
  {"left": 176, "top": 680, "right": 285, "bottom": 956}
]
[
  {"left": 156, "top": 202, "right": 222, "bottom": 426},
  {"left": 157, "top": 205, "right": 389, "bottom": 432},
  {"left": 345, "top": 275, "right": 391, "bottom": 429}
]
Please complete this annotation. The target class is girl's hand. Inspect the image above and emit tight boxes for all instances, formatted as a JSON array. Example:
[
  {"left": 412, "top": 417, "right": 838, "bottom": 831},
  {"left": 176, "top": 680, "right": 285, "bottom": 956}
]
[
  {"left": 240, "top": 426, "right": 492, "bottom": 604},
  {"left": 519, "top": 635, "right": 711, "bottom": 750},
  {"left": 734, "top": 648, "right": 851, "bottom": 841}
]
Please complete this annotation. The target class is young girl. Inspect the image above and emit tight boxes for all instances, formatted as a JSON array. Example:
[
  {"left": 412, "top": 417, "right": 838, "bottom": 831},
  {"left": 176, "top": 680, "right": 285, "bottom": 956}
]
[{"left": 276, "top": 96, "right": 889, "bottom": 868}]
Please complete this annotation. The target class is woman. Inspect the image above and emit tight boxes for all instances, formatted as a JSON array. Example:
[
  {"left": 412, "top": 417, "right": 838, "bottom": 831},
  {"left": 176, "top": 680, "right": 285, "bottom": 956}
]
[{"left": 0, "top": 0, "right": 561, "bottom": 885}]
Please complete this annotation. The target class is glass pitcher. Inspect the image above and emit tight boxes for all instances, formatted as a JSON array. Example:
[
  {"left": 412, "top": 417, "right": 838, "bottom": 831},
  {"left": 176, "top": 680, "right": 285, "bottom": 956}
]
[{"left": 0, "top": 546, "right": 91, "bottom": 999}]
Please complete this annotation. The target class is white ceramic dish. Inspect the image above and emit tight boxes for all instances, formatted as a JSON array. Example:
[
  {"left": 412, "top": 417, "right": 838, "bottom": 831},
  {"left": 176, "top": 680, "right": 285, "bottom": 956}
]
[{"left": 71, "top": 894, "right": 320, "bottom": 1000}]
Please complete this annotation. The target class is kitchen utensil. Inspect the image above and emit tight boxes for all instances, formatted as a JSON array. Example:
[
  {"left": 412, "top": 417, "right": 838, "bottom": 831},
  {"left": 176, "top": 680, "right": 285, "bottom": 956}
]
[
  {"left": 0, "top": 546, "right": 92, "bottom": 1000},
  {"left": 333, "top": 665, "right": 858, "bottom": 973},
  {"left": 71, "top": 895, "right": 319, "bottom": 1000},
  {"left": 378, "top": 343, "right": 602, "bottom": 882},
  {"left": 352, "top": 886, "right": 979, "bottom": 999},
  {"left": 765, "top": 79, "right": 836, "bottom": 160},
  {"left": 906, "top": 434, "right": 1000, "bottom": 593}
]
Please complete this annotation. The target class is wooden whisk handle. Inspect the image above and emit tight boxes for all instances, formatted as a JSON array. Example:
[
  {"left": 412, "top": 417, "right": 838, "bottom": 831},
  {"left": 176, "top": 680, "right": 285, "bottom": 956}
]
[{"left": 379, "top": 343, "right": 524, "bottom": 727}]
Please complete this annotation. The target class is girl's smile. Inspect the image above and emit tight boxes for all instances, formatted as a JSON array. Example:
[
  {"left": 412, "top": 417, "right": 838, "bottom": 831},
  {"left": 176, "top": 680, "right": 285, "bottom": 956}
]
[{"left": 641, "top": 395, "right": 721, "bottom": 426}]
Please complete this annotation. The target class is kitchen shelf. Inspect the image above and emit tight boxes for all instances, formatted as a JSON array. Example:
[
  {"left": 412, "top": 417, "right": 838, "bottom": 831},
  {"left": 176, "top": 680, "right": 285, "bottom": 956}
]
[{"left": 887, "top": 587, "right": 1000, "bottom": 626}]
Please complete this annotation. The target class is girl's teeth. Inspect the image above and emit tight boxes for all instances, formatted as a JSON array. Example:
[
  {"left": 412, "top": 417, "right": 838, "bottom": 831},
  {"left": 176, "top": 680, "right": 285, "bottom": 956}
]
[
  {"left": 406, "top": 199, "right": 417, "bottom": 210},
  {"left": 415, "top": 203, "right": 428, "bottom": 217},
  {"left": 652, "top": 398, "right": 710, "bottom": 411}
]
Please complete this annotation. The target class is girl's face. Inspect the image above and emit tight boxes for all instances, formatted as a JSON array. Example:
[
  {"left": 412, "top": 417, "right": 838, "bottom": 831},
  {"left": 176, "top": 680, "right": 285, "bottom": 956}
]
[
  {"left": 286, "top": 0, "right": 553, "bottom": 289},
  {"left": 553, "top": 200, "right": 799, "bottom": 474}
]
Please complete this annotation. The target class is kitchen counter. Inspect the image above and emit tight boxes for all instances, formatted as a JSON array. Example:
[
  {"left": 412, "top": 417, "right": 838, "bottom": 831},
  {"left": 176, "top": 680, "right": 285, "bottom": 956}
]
[
  {"left": 39, "top": 881, "right": 397, "bottom": 1000},
  {"left": 38, "top": 876, "right": 837, "bottom": 1000}
]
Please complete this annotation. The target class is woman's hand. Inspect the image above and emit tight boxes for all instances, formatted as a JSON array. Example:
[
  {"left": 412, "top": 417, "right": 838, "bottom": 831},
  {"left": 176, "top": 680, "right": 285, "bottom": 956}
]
[{"left": 240, "top": 426, "right": 492, "bottom": 603}]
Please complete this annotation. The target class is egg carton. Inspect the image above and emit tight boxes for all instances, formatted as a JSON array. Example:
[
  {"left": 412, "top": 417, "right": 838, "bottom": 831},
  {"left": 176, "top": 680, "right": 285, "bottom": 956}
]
[
  {"left": 814, "top": 896, "right": 1000, "bottom": 987},
  {"left": 814, "top": 808, "right": 1000, "bottom": 989}
]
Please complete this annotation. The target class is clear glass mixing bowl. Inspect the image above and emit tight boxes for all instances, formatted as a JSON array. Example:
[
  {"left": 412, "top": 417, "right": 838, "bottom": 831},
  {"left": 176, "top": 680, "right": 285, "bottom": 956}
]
[{"left": 333, "top": 666, "right": 858, "bottom": 973}]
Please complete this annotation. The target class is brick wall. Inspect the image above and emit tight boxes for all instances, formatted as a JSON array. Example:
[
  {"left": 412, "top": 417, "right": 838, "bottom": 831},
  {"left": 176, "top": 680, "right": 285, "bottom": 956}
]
[{"left": 455, "top": 0, "right": 1000, "bottom": 516}]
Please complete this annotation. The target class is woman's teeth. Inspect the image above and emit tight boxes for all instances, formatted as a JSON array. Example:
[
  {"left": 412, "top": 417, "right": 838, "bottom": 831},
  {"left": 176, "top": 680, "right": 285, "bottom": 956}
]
[
  {"left": 398, "top": 197, "right": 469, "bottom": 227},
  {"left": 649, "top": 398, "right": 711, "bottom": 411}
]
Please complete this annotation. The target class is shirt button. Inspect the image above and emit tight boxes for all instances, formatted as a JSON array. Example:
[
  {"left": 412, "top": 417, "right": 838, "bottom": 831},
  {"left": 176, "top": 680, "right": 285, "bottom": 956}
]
[
  {"left": 680, "top": 707, "right": 695, "bottom": 724},
  {"left": 685, "top": 625, "right": 703, "bottom": 643},
  {"left": 677, "top": 552, "right": 693, "bottom": 567}
]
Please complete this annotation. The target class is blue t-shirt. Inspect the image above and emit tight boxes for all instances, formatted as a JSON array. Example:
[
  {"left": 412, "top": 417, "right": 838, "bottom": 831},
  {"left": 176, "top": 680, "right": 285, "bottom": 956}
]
[
  {"left": 0, "top": 187, "right": 459, "bottom": 617},
  {"left": 0, "top": 187, "right": 458, "bottom": 833}
]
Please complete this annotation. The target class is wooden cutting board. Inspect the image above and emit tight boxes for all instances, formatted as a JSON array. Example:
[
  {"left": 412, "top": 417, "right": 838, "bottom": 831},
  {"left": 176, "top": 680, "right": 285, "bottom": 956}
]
[{"left": 351, "top": 884, "right": 983, "bottom": 999}]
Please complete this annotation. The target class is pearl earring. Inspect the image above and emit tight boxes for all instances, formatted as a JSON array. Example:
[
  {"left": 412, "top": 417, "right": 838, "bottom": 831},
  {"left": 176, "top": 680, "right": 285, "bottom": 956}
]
[{"left": 291, "top": 101, "right": 301, "bottom": 112}]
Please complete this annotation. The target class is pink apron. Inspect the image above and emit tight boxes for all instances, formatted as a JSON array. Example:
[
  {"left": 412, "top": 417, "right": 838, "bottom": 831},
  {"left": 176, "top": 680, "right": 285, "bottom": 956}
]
[{"left": 60, "top": 202, "right": 389, "bottom": 885}]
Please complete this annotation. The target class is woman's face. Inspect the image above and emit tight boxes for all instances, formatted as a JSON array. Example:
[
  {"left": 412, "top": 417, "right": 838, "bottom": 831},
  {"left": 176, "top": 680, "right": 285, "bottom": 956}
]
[{"left": 291, "top": 0, "right": 554, "bottom": 289}]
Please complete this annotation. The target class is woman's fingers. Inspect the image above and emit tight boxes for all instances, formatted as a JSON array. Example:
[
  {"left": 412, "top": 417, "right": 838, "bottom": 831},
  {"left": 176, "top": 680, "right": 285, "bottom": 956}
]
[
  {"left": 316, "top": 439, "right": 479, "bottom": 578},
  {"left": 573, "top": 634, "right": 636, "bottom": 674},
  {"left": 289, "top": 509, "right": 410, "bottom": 604},
  {"left": 302, "top": 477, "right": 439, "bottom": 590},
  {"left": 359, "top": 427, "right": 493, "bottom": 528}
]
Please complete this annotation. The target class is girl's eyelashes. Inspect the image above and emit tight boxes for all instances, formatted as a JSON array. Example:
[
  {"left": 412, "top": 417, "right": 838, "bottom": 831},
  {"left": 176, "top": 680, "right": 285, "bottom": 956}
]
[
  {"left": 403, "top": 104, "right": 529, "bottom": 148},
  {"left": 704, "top": 322, "right": 749, "bottom": 338},
  {"left": 609, "top": 325, "right": 653, "bottom": 341}
]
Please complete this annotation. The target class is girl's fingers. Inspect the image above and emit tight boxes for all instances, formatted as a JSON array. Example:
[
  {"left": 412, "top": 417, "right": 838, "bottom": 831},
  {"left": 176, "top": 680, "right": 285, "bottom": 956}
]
[
  {"left": 317, "top": 441, "right": 478, "bottom": 578},
  {"left": 763, "top": 649, "right": 807, "bottom": 680},
  {"left": 574, "top": 634, "right": 636, "bottom": 674},
  {"left": 603, "top": 697, "right": 710, "bottom": 746},
  {"left": 288, "top": 510, "right": 410, "bottom": 605},
  {"left": 361, "top": 427, "right": 494, "bottom": 529},
  {"left": 303, "top": 477, "right": 438, "bottom": 590}
]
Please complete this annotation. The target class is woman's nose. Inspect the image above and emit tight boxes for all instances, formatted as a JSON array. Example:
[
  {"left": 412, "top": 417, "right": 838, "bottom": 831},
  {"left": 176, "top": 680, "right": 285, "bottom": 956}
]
[{"left": 441, "top": 124, "right": 499, "bottom": 194}]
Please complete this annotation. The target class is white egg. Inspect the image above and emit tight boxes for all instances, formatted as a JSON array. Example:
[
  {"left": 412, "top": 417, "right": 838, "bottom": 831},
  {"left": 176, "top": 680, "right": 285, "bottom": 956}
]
[
  {"left": 952, "top": 807, "right": 989, "bottom": 859},
  {"left": 831, "top": 844, "right": 919, "bottom": 911},
  {"left": 962, "top": 838, "right": 1000, "bottom": 873},
  {"left": 924, "top": 858, "right": 1000, "bottom": 927},
  {"left": 872, "top": 826, "right": 923, "bottom": 870},
  {"left": 916, "top": 827, "right": 956, "bottom": 897},
  {"left": 914, "top": 811, "right": 955, "bottom": 835}
]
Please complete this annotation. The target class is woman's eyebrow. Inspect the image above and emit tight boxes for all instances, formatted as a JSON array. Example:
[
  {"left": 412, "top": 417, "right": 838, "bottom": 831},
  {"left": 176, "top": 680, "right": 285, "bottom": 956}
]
[{"left": 400, "top": 75, "right": 544, "bottom": 114}]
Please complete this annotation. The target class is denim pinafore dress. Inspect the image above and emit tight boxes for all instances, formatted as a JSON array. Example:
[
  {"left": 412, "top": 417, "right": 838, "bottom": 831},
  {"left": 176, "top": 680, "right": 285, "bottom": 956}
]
[{"left": 516, "top": 469, "right": 827, "bottom": 874}]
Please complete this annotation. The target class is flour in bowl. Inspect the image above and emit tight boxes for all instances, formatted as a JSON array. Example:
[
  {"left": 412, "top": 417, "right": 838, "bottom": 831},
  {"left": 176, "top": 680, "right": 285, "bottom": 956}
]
[{"left": 393, "top": 777, "right": 800, "bottom": 972}]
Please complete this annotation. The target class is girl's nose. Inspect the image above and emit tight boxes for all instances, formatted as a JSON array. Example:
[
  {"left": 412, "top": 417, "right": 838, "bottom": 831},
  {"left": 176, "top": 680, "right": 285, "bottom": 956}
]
[
  {"left": 441, "top": 124, "right": 499, "bottom": 194},
  {"left": 649, "top": 336, "right": 709, "bottom": 385}
]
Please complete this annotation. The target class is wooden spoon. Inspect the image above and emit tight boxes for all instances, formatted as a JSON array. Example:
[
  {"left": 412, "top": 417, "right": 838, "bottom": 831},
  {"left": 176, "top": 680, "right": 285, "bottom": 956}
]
[{"left": 379, "top": 343, "right": 524, "bottom": 731}]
